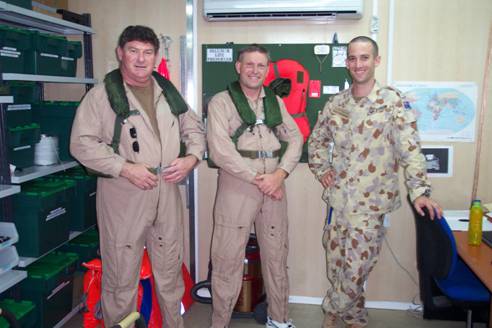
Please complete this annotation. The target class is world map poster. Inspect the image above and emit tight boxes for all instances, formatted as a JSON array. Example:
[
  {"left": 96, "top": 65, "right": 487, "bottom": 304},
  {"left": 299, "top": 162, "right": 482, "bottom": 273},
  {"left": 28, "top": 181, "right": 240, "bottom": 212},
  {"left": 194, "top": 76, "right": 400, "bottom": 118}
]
[{"left": 393, "top": 82, "right": 477, "bottom": 142}]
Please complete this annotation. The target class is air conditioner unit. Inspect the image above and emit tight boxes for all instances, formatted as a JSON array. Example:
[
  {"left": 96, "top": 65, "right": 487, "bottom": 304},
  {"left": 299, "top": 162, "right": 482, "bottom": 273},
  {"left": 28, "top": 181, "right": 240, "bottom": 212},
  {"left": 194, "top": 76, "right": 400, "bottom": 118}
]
[{"left": 203, "top": 0, "right": 363, "bottom": 21}]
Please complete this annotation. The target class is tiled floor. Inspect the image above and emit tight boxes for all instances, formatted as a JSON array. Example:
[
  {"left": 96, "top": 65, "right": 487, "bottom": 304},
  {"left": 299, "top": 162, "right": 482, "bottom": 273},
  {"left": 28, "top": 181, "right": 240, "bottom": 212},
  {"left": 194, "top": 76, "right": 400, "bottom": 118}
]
[{"left": 63, "top": 302, "right": 486, "bottom": 327}]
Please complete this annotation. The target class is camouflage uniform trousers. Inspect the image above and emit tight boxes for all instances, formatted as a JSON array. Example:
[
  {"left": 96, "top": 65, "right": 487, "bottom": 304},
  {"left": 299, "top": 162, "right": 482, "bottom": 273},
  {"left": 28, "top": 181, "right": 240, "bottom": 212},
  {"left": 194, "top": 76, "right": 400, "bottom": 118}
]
[{"left": 322, "top": 208, "right": 386, "bottom": 326}]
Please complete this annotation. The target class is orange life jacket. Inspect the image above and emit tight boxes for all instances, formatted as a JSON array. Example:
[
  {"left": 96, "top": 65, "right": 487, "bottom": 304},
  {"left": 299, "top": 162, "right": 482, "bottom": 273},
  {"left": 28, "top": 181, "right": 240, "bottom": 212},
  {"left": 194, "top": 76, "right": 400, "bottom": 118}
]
[{"left": 264, "top": 59, "right": 311, "bottom": 142}]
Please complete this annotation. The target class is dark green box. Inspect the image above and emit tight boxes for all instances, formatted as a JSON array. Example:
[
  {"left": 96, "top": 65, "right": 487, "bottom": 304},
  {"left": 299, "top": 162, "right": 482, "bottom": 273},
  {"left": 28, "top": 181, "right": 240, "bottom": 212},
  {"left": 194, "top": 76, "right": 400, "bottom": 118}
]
[
  {"left": 3, "top": 0, "right": 32, "bottom": 9},
  {"left": 32, "top": 101, "right": 79, "bottom": 161},
  {"left": 20, "top": 252, "right": 78, "bottom": 328},
  {"left": 7, "top": 123, "right": 40, "bottom": 148},
  {"left": 54, "top": 167, "right": 97, "bottom": 231},
  {"left": 8, "top": 143, "right": 35, "bottom": 169},
  {"left": 0, "top": 25, "right": 35, "bottom": 74},
  {"left": 60, "top": 41, "right": 82, "bottom": 77},
  {"left": 5, "top": 104, "right": 33, "bottom": 129},
  {"left": 13, "top": 179, "right": 75, "bottom": 257},
  {"left": 0, "top": 81, "right": 42, "bottom": 104},
  {"left": 32, "top": 32, "right": 67, "bottom": 76},
  {"left": 61, "top": 228, "right": 99, "bottom": 270},
  {"left": 0, "top": 299, "right": 36, "bottom": 328}
]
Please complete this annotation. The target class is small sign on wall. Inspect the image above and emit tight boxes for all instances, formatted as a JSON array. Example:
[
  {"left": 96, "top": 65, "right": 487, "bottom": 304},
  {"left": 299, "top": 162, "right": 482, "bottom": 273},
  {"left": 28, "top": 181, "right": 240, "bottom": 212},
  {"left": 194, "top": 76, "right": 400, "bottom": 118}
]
[{"left": 421, "top": 145, "right": 453, "bottom": 177}]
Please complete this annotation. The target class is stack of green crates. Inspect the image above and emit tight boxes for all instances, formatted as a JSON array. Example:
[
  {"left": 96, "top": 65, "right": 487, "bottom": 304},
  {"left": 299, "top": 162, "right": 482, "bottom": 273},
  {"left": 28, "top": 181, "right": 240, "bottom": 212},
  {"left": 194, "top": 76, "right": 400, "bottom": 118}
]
[
  {"left": 20, "top": 252, "right": 78, "bottom": 328},
  {"left": 32, "top": 101, "right": 79, "bottom": 161},
  {"left": 31, "top": 31, "right": 67, "bottom": 76},
  {"left": 60, "top": 40, "right": 82, "bottom": 77},
  {"left": 7, "top": 123, "right": 40, "bottom": 169},
  {"left": 54, "top": 166, "right": 97, "bottom": 231},
  {"left": 61, "top": 227, "right": 99, "bottom": 271},
  {"left": 2, "top": 81, "right": 43, "bottom": 170},
  {"left": 0, "top": 25, "right": 35, "bottom": 74},
  {"left": 0, "top": 299, "right": 36, "bottom": 328},
  {"left": 13, "top": 178, "right": 75, "bottom": 257}
]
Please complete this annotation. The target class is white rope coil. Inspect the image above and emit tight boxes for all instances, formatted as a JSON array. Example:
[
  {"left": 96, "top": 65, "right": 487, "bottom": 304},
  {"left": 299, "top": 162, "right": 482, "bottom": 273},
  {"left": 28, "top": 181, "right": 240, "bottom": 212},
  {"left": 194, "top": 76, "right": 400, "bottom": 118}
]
[{"left": 34, "top": 134, "right": 59, "bottom": 165}]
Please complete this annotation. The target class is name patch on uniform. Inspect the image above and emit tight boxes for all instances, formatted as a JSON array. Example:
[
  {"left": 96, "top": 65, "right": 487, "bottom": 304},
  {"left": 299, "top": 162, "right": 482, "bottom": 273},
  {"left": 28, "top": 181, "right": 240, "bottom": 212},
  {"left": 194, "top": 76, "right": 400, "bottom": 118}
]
[{"left": 331, "top": 106, "right": 350, "bottom": 118}]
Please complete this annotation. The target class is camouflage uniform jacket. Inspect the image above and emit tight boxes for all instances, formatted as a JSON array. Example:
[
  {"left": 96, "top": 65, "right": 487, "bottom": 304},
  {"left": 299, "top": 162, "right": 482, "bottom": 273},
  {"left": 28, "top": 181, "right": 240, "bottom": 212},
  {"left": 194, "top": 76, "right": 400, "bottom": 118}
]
[{"left": 308, "top": 82, "right": 430, "bottom": 215}]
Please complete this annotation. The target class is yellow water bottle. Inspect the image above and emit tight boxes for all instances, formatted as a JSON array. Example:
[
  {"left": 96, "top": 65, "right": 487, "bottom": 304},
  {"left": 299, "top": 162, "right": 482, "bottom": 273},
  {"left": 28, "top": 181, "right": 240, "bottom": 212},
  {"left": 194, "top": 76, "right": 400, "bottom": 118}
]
[{"left": 468, "top": 199, "right": 483, "bottom": 246}]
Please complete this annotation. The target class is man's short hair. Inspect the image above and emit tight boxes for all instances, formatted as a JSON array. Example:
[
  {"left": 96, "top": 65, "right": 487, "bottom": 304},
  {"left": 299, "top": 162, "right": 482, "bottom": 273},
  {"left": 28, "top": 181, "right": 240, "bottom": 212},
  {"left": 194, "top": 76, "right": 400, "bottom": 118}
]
[
  {"left": 348, "top": 36, "right": 379, "bottom": 57},
  {"left": 236, "top": 44, "right": 271, "bottom": 63},
  {"left": 118, "top": 25, "right": 159, "bottom": 53}
]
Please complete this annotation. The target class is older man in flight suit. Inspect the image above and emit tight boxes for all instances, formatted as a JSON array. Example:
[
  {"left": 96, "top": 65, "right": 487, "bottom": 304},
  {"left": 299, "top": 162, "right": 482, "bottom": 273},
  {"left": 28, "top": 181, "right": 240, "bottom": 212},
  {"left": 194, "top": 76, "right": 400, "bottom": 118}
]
[
  {"left": 308, "top": 36, "right": 442, "bottom": 328},
  {"left": 207, "top": 44, "right": 303, "bottom": 328},
  {"left": 70, "top": 25, "right": 205, "bottom": 327}
]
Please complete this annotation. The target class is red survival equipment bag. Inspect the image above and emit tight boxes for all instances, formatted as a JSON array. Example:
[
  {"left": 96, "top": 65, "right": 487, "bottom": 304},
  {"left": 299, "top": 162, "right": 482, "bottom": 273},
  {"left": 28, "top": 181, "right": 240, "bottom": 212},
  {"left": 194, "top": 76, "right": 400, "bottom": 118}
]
[{"left": 82, "top": 250, "right": 194, "bottom": 327}]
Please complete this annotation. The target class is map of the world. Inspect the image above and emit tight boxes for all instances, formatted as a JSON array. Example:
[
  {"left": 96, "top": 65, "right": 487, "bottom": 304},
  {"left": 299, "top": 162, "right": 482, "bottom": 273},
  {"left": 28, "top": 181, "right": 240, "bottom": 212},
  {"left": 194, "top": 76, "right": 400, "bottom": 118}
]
[{"left": 394, "top": 82, "right": 477, "bottom": 142}]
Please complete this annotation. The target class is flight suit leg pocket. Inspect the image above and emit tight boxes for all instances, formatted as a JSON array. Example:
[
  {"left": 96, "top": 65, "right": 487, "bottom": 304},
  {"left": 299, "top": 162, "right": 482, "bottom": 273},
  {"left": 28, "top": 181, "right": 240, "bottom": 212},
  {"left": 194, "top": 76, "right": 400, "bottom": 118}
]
[
  {"left": 211, "top": 223, "right": 249, "bottom": 280},
  {"left": 102, "top": 240, "right": 141, "bottom": 291}
]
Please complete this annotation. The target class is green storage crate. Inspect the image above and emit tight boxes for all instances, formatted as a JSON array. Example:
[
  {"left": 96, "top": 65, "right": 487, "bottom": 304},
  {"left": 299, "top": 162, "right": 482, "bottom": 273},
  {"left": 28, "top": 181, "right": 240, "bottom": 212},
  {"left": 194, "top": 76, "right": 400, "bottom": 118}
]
[
  {"left": 0, "top": 25, "right": 35, "bottom": 74},
  {"left": 6, "top": 104, "right": 33, "bottom": 129},
  {"left": 0, "top": 299, "right": 36, "bottom": 328},
  {"left": 32, "top": 101, "right": 79, "bottom": 161},
  {"left": 60, "top": 41, "right": 82, "bottom": 77},
  {"left": 32, "top": 31, "right": 66, "bottom": 76},
  {"left": 0, "top": 81, "right": 42, "bottom": 104},
  {"left": 20, "top": 252, "right": 78, "bottom": 328},
  {"left": 3, "top": 0, "right": 32, "bottom": 9},
  {"left": 7, "top": 123, "right": 40, "bottom": 148},
  {"left": 8, "top": 143, "right": 34, "bottom": 169},
  {"left": 54, "top": 166, "right": 97, "bottom": 231},
  {"left": 61, "top": 228, "right": 99, "bottom": 270},
  {"left": 13, "top": 179, "right": 75, "bottom": 257}
]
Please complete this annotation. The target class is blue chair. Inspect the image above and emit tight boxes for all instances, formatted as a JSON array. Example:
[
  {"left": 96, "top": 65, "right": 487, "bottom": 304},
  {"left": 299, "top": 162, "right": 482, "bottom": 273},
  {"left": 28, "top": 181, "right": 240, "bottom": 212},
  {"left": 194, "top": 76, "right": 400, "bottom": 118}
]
[{"left": 412, "top": 204, "right": 490, "bottom": 328}]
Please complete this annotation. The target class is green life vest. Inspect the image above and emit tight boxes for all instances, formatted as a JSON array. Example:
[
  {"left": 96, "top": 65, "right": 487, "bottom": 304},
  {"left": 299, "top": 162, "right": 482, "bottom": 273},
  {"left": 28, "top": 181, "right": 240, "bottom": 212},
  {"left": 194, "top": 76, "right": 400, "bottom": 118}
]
[
  {"left": 207, "top": 81, "right": 286, "bottom": 168},
  {"left": 87, "top": 70, "right": 188, "bottom": 177},
  {"left": 104, "top": 69, "right": 188, "bottom": 155},
  {"left": 226, "top": 80, "right": 282, "bottom": 144}
]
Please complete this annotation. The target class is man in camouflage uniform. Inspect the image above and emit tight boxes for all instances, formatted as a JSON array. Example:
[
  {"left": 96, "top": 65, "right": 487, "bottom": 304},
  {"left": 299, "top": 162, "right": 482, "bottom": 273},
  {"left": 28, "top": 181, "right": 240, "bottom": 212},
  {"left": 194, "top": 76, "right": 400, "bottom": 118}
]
[{"left": 308, "top": 36, "right": 442, "bottom": 328}]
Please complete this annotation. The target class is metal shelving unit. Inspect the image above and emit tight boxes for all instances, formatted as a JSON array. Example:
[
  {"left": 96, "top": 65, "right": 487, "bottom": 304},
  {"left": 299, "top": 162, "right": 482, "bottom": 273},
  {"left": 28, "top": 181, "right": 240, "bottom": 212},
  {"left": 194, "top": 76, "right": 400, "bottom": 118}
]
[
  {"left": 0, "top": 184, "right": 19, "bottom": 198},
  {"left": 10, "top": 160, "right": 78, "bottom": 184},
  {"left": 0, "top": 1, "right": 94, "bottom": 35},
  {"left": 18, "top": 224, "right": 95, "bottom": 268},
  {"left": 0, "top": 2, "right": 95, "bottom": 303},
  {"left": 0, "top": 269, "right": 27, "bottom": 294},
  {"left": 1, "top": 73, "right": 97, "bottom": 84}
]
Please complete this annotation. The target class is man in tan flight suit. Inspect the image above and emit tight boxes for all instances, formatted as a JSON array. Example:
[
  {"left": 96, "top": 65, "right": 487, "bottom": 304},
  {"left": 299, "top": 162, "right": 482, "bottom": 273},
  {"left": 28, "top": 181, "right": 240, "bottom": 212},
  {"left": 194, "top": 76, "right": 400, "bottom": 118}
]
[
  {"left": 70, "top": 25, "right": 205, "bottom": 327},
  {"left": 308, "top": 36, "right": 442, "bottom": 328},
  {"left": 207, "top": 44, "right": 303, "bottom": 328}
]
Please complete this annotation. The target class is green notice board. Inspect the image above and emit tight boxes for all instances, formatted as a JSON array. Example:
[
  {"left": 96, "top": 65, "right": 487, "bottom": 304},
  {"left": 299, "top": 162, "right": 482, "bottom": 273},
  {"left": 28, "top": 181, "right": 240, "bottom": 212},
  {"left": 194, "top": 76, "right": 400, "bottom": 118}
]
[{"left": 202, "top": 43, "right": 351, "bottom": 161}]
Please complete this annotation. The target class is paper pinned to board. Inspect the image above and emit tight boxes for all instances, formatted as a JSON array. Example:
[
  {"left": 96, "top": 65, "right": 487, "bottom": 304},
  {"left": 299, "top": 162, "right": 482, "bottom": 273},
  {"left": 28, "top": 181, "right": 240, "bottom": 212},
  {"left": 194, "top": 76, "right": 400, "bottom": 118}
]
[{"left": 444, "top": 210, "right": 492, "bottom": 231}]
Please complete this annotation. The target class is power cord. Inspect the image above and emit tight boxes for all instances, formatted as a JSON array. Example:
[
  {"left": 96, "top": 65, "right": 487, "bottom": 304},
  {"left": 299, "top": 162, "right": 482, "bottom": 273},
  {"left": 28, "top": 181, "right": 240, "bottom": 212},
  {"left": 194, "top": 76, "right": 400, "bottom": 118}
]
[{"left": 383, "top": 236, "right": 424, "bottom": 317}]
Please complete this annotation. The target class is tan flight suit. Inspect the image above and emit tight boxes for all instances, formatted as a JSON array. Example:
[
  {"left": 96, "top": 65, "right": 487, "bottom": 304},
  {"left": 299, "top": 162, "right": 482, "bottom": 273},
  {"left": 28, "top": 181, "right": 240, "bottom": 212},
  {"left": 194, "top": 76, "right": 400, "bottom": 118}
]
[
  {"left": 207, "top": 88, "right": 303, "bottom": 327},
  {"left": 70, "top": 75, "right": 205, "bottom": 327},
  {"left": 308, "top": 82, "right": 430, "bottom": 326}
]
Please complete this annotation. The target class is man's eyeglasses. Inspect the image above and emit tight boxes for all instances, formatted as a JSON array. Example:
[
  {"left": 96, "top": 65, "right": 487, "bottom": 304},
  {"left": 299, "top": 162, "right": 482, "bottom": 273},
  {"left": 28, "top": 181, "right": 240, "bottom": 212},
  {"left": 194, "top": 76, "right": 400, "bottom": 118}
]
[{"left": 129, "top": 127, "right": 139, "bottom": 153}]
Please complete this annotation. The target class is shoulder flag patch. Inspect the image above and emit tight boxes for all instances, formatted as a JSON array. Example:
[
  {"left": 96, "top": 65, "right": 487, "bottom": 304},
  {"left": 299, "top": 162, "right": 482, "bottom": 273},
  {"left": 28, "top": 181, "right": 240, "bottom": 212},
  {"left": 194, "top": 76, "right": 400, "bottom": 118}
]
[{"left": 403, "top": 101, "right": 412, "bottom": 110}]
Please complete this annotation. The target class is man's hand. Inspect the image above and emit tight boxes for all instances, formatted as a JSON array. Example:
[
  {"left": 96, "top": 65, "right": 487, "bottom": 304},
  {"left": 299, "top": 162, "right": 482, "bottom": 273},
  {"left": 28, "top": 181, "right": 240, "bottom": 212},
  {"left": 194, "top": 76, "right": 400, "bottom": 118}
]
[
  {"left": 255, "top": 169, "right": 287, "bottom": 197},
  {"left": 320, "top": 169, "right": 336, "bottom": 189},
  {"left": 270, "top": 188, "right": 284, "bottom": 201},
  {"left": 162, "top": 155, "right": 198, "bottom": 184},
  {"left": 413, "top": 196, "right": 443, "bottom": 220},
  {"left": 120, "top": 162, "right": 158, "bottom": 190}
]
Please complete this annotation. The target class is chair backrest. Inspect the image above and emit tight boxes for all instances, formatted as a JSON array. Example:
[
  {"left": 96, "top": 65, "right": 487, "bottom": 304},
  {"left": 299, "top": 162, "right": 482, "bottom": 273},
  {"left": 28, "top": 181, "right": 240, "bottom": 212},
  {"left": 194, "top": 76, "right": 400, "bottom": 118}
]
[{"left": 409, "top": 196, "right": 456, "bottom": 280}]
